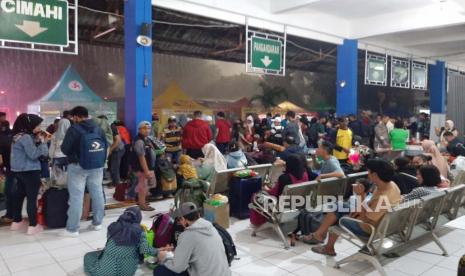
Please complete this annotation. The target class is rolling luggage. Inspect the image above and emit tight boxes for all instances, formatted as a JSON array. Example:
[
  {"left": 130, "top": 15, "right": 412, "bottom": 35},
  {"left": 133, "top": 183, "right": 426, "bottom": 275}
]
[
  {"left": 43, "top": 188, "right": 69, "bottom": 228},
  {"left": 229, "top": 176, "right": 262, "bottom": 219}
]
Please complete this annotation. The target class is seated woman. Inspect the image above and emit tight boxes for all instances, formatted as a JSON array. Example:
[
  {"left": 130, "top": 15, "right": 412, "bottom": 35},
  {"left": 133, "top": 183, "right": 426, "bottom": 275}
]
[
  {"left": 250, "top": 154, "right": 309, "bottom": 226},
  {"left": 225, "top": 141, "right": 248, "bottom": 169},
  {"left": 412, "top": 154, "right": 432, "bottom": 169},
  {"left": 84, "top": 207, "right": 166, "bottom": 276},
  {"left": 401, "top": 165, "right": 443, "bottom": 202},
  {"left": 422, "top": 140, "right": 450, "bottom": 187},
  {"left": 196, "top": 143, "right": 227, "bottom": 182},
  {"left": 392, "top": 157, "right": 419, "bottom": 195}
]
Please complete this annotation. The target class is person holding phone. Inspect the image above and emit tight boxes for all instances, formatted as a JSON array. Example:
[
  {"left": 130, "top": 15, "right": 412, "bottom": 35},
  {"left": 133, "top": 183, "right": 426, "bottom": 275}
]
[{"left": 10, "top": 113, "right": 50, "bottom": 235}]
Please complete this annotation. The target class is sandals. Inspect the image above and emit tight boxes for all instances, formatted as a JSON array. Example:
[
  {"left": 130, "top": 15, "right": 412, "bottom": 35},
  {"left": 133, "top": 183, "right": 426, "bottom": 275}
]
[
  {"left": 311, "top": 246, "right": 337, "bottom": 256},
  {"left": 302, "top": 233, "right": 324, "bottom": 245},
  {"left": 139, "top": 204, "right": 155, "bottom": 211},
  {"left": 289, "top": 233, "right": 298, "bottom": 247}
]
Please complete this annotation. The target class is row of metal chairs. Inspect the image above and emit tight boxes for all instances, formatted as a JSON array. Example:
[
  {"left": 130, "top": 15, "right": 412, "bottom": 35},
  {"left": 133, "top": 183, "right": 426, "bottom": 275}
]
[
  {"left": 330, "top": 184, "right": 465, "bottom": 276},
  {"left": 250, "top": 172, "right": 368, "bottom": 249}
]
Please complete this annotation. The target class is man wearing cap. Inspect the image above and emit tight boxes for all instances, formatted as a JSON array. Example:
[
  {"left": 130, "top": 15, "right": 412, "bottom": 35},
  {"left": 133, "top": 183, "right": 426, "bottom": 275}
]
[
  {"left": 132, "top": 121, "right": 157, "bottom": 211},
  {"left": 154, "top": 202, "right": 231, "bottom": 276}
]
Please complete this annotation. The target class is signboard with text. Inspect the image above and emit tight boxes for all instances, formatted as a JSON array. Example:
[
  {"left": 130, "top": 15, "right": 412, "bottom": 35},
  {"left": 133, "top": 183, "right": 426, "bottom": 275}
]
[
  {"left": 251, "top": 36, "right": 282, "bottom": 71},
  {"left": 0, "top": 0, "right": 69, "bottom": 46}
]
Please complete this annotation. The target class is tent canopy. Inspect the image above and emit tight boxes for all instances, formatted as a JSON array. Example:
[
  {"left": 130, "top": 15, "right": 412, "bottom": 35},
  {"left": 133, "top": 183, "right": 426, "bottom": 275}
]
[
  {"left": 273, "top": 101, "right": 309, "bottom": 114},
  {"left": 36, "top": 65, "right": 103, "bottom": 103},
  {"left": 153, "top": 81, "right": 210, "bottom": 111}
]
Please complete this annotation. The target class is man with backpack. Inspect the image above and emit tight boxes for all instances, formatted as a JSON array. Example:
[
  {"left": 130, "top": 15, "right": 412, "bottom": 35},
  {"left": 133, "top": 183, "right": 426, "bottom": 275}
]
[
  {"left": 61, "top": 106, "right": 108, "bottom": 237},
  {"left": 155, "top": 202, "right": 232, "bottom": 276}
]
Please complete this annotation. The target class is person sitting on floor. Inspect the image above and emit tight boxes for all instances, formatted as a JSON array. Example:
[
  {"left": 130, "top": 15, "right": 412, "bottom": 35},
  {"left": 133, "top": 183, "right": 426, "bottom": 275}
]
[
  {"left": 154, "top": 202, "right": 231, "bottom": 276},
  {"left": 304, "top": 159, "right": 401, "bottom": 256},
  {"left": 84, "top": 207, "right": 166, "bottom": 276}
]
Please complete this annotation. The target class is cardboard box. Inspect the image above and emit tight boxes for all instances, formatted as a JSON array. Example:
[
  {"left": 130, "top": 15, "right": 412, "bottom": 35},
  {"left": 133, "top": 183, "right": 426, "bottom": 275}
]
[{"left": 203, "top": 202, "right": 230, "bottom": 229}]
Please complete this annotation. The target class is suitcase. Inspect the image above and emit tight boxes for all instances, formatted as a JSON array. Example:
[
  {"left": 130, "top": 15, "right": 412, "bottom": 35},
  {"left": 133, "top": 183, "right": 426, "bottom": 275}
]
[
  {"left": 229, "top": 176, "right": 262, "bottom": 219},
  {"left": 43, "top": 188, "right": 69, "bottom": 229}
]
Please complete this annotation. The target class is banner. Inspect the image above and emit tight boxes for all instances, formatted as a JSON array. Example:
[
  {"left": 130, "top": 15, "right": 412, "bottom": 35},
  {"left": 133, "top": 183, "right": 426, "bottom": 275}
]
[{"left": 391, "top": 57, "right": 410, "bottom": 88}]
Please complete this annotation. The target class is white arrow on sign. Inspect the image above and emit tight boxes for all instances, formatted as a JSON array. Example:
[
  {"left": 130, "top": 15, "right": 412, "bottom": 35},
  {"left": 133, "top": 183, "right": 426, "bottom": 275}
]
[
  {"left": 261, "top": 56, "right": 273, "bottom": 67},
  {"left": 15, "top": 20, "right": 48, "bottom": 37}
]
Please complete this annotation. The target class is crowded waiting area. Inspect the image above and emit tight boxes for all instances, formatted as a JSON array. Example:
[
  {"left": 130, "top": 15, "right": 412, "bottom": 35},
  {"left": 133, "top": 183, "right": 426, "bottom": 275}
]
[{"left": 2, "top": 0, "right": 465, "bottom": 275}]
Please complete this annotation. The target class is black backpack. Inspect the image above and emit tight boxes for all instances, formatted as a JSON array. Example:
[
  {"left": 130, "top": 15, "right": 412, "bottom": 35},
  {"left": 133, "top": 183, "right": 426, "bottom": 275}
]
[{"left": 212, "top": 222, "right": 237, "bottom": 266}]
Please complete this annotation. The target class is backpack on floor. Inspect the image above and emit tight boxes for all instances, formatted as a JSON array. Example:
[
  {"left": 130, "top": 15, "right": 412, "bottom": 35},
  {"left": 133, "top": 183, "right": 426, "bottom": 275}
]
[
  {"left": 74, "top": 124, "right": 107, "bottom": 170},
  {"left": 174, "top": 178, "right": 209, "bottom": 208},
  {"left": 157, "top": 158, "right": 177, "bottom": 193},
  {"left": 298, "top": 209, "right": 324, "bottom": 236},
  {"left": 212, "top": 222, "right": 237, "bottom": 266},
  {"left": 151, "top": 213, "right": 175, "bottom": 247}
]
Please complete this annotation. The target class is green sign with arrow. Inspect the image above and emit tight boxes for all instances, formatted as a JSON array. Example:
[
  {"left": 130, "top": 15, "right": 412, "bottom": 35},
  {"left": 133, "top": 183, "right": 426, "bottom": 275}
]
[
  {"left": 0, "top": 0, "right": 69, "bottom": 46},
  {"left": 251, "top": 36, "right": 282, "bottom": 71}
]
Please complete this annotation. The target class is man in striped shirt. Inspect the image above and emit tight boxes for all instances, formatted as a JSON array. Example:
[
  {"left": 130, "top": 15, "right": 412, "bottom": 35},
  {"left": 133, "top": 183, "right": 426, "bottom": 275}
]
[{"left": 162, "top": 117, "right": 183, "bottom": 165}]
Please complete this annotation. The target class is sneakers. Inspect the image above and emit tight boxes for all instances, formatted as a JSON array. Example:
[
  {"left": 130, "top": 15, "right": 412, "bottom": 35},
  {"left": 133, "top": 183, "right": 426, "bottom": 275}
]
[
  {"left": 139, "top": 204, "right": 155, "bottom": 211},
  {"left": 88, "top": 224, "right": 103, "bottom": 231},
  {"left": 27, "top": 225, "right": 44, "bottom": 235},
  {"left": 10, "top": 220, "right": 27, "bottom": 231},
  {"left": 61, "top": 230, "right": 79, "bottom": 238}
]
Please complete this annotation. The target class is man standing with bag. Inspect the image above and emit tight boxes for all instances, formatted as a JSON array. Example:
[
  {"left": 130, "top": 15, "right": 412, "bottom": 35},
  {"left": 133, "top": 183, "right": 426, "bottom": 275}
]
[{"left": 61, "top": 106, "right": 108, "bottom": 237}]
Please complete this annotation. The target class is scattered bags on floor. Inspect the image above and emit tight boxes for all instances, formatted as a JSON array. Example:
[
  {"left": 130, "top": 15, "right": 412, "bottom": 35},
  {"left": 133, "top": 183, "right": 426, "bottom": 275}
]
[
  {"left": 174, "top": 178, "right": 209, "bottom": 209},
  {"left": 297, "top": 209, "right": 324, "bottom": 236},
  {"left": 212, "top": 222, "right": 237, "bottom": 266},
  {"left": 157, "top": 158, "right": 177, "bottom": 194},
  {"left": 151, "top": 213, "right": 175, "bottom": 248},
  {"left": 113, "top": 183, "right": 127, "bottom": 202}
]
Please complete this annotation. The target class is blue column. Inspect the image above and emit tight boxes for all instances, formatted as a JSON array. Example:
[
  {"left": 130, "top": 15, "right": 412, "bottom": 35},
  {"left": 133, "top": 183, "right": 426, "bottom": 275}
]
[
  {"left": 428, "top": 61, "right": 446, "bottom": 114},
  {"left": 336, "top": 39, "right": 358, "bottom": 116},
  {"left": 124, "top": 0, "right": 153, "bottom": 135}
]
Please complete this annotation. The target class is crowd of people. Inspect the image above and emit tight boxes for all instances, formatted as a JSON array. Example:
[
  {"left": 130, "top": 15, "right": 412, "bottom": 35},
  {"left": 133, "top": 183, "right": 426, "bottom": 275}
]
[{"left": 1, "top": 106, "right": 464, "bottom": 275}]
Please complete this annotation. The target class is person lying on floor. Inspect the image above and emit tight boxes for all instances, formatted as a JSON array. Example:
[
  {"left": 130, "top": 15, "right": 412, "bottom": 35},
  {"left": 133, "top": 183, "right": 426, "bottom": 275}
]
[
  {"left": 302, "top": 159, "right": 401, "bottom": 256},
  {"left": 84, "top": 207, "right": 170, "bottom": 276}
]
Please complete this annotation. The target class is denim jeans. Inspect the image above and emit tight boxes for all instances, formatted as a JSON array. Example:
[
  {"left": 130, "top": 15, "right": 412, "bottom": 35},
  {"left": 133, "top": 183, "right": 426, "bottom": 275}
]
[
  {"left": 165, "top": 150, "right": 181, "bottom": 165},
  {"left": 109, "top": 148, "right": 125, "bottom": 185},
  {"left": 66, "top": 163, "right": 104, "bottom": 232}
]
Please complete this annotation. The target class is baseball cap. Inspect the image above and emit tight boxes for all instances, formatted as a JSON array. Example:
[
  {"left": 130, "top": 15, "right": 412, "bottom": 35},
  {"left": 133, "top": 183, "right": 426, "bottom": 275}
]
[
  {"left": 138, "top": 121, "right": 151, "bottom": 129},
  {"left": 172, "top": 202, "right": 199, "bottom": 219}
]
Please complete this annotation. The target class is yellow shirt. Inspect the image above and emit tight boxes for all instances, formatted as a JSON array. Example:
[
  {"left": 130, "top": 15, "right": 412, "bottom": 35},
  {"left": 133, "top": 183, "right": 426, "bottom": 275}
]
[{"left": 333, "top": 128, "right": 352, "bottom": 160}]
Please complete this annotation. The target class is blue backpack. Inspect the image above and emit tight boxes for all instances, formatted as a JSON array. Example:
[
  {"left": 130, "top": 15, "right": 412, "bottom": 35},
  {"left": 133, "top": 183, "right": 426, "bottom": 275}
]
[{"left": 74, "top": 124, "right": 107, "bottom": 170}]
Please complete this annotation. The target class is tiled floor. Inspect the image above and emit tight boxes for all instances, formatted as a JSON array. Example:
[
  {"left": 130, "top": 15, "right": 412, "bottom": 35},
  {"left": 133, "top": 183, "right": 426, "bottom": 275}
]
[{"left": 1, "top": 198, "right": 464, "bottom": 276}]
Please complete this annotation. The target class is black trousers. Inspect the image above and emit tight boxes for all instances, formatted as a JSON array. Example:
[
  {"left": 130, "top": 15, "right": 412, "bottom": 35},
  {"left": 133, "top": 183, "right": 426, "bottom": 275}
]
[
  {"left": 12, "top": 170, "right": 41, "bottom": 226},
  {"left": 186, "top": 149, "right": 204, "bottom": 159}
]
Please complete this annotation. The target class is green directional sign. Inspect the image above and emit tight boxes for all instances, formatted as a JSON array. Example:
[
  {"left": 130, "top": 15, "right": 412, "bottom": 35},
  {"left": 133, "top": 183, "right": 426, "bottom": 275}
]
[
  {"left": 251, "top": 36, "right": 282, "bottom": 71},
  {"left": 0, "top": 0, "right": 69, "bottom": 46}
]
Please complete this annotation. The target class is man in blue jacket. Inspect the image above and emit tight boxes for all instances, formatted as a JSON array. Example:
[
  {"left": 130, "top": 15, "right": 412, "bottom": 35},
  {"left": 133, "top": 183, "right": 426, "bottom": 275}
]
[{"left": 61, "top": 106, "right": 107, "bottom": 237}]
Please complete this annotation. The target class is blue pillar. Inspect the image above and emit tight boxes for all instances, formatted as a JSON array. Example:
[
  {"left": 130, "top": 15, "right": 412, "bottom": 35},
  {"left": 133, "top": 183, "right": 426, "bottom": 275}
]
[
  {"left": 336, "top": 39, "right": 358, "bottom": 116},
  {"left": 428, "top": 61, "right": 446, "bottom": 114},
  {"left": 124, "top": 0, "right": 153, "bottom": 135}
]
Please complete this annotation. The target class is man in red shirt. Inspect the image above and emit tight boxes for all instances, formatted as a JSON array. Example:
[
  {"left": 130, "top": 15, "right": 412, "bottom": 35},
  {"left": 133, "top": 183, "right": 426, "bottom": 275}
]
[
  {"left": 215, "top": 112, "right": 232, "bottom": 154},
  {"left": 182, "top": 111, "right": 212, "bottom": 159}
]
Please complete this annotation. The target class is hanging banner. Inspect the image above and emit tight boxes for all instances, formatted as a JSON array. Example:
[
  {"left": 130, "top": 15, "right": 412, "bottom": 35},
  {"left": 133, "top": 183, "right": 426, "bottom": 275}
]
[
  {"left": 365, "top": 52, "right": 387, "bottom": 86},
  {"left": 411, "top": 62, "right": 427, "bottom": 90},
  {"left": 391, "top": 57, "right": 410, "bottom": 88}
]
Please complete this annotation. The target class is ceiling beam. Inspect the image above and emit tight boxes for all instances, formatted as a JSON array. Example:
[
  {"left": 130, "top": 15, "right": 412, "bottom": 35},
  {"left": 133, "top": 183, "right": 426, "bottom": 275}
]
[
  {"left": 270, "top": 0, "right": 321, "bottom": 14},
  {"left": 402, "top": 33, "right": 465, "bottom": 47},
  {"left": 350, "top": 5, "right": 465, "bottom": 39}
]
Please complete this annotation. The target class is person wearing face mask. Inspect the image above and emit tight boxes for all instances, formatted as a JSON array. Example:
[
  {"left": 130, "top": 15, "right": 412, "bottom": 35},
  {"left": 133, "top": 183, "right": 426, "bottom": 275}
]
[
  {"left": 9, "top": 113, "right": 50, "bottom": 235},
  {"left": 154, "top": 202, "right": 231, "bottom": 276}
]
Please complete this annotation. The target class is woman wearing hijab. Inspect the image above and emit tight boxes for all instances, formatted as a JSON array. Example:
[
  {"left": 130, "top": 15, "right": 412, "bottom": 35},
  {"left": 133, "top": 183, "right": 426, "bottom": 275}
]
[
  {"left": 250, "top": 154, "right": 309, "bottom": 227},
  {"left": 84, "top": 207, "right": 161, "bottom": 276},
  {"left": 421, "top": 140, "right": 450, "bottom": 180},
  {"left": 196, "top": 143, "right": 227, "bottom": 182},
  {"left": 10, "top": 113, "right": 50, "bottom": 235}
]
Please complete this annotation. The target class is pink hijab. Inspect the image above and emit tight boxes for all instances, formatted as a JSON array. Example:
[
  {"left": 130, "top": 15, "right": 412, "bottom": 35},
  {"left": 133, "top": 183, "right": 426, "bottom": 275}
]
[{"left": 422, "top": 140, "right": 449, "bottom": 178}]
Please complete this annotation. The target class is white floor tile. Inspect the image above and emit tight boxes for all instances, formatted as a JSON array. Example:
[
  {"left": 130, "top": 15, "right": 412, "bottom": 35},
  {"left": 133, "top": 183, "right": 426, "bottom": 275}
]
[
  {"left": 436, "top": 255, "right": 461, "bottom": 270},
  {"left": 5, "top": 252, "right": 55, "bottom": 273},
  {"left": 385, "top": 256, "right": 435, "bottom": 275},
  {"left": 357, "top": 267, "right": 412, "bottom": 276},
  {"left": 232, "top": 259, "right": 292, "bottom": 276},
  {"left": 0, "top": 258, "right": 11, "bottom": 276},
  {"left": 59, "top": 257, "right": 85, "bottom": 275},
  {"left": 420, "top": 266, "right": 456, "bottom": 276},
  {"left": 261, "top": 250, "right": 310, "bottom": 272},
  {"left": 231, "top": 248, "right": 259, "bottom": 269},
  {"left": 84, "top": 239, "right": 106, "bottom": 250},
  {"left": 48, "top": 243, "right": 92, "bottom": 262},
  {"left": 38, "top": 235, "right": 83, "bottom": 251},
  {"left": 0, "top": 242, "right": 45, "bottom": 259},
  {"left": 292, "top": 261, "right": 350, "bottom": 276},
  {"left": 12, "top": 263, "right": 66, "bottom": 276}
]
